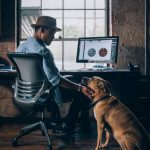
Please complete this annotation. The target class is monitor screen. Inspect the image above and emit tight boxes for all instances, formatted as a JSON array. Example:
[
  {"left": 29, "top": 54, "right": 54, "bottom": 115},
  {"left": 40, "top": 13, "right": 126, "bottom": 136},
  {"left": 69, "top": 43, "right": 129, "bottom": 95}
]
[{"left": 76, "top": 36, "right": 119, "bottom": 64}]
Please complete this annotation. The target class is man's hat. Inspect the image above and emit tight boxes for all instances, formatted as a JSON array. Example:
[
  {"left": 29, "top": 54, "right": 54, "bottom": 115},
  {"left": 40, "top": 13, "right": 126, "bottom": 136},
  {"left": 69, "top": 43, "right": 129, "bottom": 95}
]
[{"left": 31, "top": 16, "right": 61, "bottom": 32}]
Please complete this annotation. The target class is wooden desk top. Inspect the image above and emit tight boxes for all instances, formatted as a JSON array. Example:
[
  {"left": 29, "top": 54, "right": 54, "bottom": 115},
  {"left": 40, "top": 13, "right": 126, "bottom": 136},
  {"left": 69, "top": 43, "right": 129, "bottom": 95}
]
[{"left": 0, "top": 68, "right": 141, "bottom": 82}]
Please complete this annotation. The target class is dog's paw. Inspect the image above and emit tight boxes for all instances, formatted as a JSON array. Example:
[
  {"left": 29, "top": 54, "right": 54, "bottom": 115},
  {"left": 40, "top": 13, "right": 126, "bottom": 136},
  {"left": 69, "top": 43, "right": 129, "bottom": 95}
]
[
  {"left": 100, "top": 143, "right": 108, "bottom": 148},
  {"left": 95, "top": 146, "right": 100, "bottom": 150}
]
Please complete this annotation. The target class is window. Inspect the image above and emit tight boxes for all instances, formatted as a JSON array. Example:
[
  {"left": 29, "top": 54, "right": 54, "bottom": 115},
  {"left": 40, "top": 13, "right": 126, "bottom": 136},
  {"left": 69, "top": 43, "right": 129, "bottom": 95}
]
[{"left": 20, "top": 0, "right": 108, "bottom": 70}]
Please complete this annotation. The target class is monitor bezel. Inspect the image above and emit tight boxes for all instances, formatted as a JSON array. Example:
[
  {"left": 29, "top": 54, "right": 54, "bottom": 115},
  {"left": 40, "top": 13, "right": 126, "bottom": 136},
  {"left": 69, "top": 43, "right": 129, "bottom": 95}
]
[{"left": 76, "top": 36, "right": 119, "bottom": 64}]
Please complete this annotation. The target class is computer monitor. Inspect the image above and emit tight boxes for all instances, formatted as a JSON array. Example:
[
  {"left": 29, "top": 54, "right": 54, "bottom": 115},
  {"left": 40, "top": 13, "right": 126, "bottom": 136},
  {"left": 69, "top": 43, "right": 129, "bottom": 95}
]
[{"left": 76, "top": 36, "right": 119, "bottom": 64}]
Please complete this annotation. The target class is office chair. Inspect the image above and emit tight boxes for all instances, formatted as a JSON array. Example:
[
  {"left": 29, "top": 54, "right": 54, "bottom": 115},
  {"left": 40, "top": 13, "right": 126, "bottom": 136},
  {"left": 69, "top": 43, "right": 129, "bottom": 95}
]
[{"left": 7, "top": 52, "right": 55, "bottom": 150}]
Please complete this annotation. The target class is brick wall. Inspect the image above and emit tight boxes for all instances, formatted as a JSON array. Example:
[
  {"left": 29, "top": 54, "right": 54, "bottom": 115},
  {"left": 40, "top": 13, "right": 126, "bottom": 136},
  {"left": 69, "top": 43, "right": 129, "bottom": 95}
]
[
  {"left": 0, "top": 42, "right": 15, "bottom": 61},
  {"left": 0, "top": 85, "right": 19, "bottom": 117},
  {"left": 111, "top": 0, "right": 145, "bottom": 73}
]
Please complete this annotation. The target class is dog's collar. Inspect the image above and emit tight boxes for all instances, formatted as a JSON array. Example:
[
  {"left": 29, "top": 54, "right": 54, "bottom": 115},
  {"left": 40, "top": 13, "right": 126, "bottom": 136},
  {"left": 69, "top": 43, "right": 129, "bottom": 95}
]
[{"left": 89, "top": 94, "right": 111, "bottom": 109}]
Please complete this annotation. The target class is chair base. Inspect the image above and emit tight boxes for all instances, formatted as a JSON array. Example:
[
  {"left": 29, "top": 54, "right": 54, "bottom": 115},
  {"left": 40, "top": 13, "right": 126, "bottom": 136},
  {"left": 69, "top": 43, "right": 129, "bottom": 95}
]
[{"left": 12, "top": 121, "right": 52, "bottom": 150}]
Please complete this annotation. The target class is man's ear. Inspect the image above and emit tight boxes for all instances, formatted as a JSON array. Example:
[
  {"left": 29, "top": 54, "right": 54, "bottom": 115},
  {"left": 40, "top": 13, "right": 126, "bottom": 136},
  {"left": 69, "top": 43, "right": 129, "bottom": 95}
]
[{"left": 41, "top": 27, "right": 45, "bottom": 33}]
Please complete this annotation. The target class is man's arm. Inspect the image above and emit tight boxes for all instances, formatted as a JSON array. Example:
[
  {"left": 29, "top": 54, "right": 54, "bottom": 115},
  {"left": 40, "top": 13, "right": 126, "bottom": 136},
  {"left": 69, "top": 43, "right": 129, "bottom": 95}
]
[{"left": 59, "top": 76, "right": 92, "bottom": 99}]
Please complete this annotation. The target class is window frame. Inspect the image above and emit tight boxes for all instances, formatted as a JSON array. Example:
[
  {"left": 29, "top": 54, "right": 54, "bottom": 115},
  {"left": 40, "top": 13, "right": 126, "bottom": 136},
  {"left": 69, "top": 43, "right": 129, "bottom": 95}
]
[{"left": 17, "top": 0, "right": 110, "bottom": 70}]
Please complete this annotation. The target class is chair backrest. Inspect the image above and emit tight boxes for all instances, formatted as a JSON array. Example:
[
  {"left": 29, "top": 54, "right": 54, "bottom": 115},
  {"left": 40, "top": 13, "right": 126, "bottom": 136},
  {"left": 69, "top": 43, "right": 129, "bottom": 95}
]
[
  {"left": 8, "top": 52, "right": 46, "bottom": 82},
  {"left": 7, "top": 52, "right": 51, "bottom": 113}
]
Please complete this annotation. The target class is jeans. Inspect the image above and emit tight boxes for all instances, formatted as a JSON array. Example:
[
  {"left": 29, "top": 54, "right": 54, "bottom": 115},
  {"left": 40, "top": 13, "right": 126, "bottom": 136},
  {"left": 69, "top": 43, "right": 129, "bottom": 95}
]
[{"left": 48, "top": 89, "right": 91, "bottom": 126}]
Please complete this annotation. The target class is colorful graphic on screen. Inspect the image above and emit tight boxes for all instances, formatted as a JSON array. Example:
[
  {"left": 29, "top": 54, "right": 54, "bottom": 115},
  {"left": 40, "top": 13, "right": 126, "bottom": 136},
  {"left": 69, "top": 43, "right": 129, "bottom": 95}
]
[
  {"left": 99, "top": 48, "right": 108, "bottom": 57},
  {"left": 88, "top": 48, "right": 96, "bottom": 57}
]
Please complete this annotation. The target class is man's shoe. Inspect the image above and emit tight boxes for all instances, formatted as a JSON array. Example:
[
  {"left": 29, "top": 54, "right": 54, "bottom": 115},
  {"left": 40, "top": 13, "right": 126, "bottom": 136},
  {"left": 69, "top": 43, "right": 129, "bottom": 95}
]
[
  {"left": 46, "top": 117, "right": 61, "bottom": 129},
  {"left": 52, "top": 122, "right": 75, "bottom": 133}
]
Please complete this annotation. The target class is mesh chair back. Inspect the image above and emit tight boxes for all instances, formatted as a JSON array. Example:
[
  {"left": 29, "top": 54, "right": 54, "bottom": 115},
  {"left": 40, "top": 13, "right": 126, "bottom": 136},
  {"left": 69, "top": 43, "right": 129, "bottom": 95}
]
[
  {"left": 8, "top": 53, "right": 46, "bottom": 82},
  {"left": 7, "top": 52, "right": 50, "bottom": 112}
]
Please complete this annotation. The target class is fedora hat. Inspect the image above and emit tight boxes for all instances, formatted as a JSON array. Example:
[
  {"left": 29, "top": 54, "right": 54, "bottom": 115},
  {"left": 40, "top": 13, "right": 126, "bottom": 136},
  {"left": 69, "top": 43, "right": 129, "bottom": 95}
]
[{"left": 31, "top": 16, "right": 61, "bottom": 32}]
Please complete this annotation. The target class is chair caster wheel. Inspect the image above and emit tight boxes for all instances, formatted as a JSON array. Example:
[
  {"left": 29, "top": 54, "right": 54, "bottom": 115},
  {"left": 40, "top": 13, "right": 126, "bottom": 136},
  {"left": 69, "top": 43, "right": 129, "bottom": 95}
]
[
  {"left": 12, "top": 138, "right": 18, "bottom": 147},
  {"left": 47, "top": 145, "right": 52, "bottom": 150}
]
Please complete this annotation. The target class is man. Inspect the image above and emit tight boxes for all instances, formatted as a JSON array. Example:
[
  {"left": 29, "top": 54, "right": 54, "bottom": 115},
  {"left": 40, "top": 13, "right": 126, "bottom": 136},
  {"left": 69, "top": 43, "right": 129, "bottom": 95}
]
[{"left": 16, "top": 16, "right": 91, "bottom": 132}]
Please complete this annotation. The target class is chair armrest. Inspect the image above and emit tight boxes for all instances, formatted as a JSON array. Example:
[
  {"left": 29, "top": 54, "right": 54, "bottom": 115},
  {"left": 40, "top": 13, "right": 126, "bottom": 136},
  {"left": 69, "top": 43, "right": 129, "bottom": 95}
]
[{"left": 63, "top": 75, "right": 73, "bottom": 79}]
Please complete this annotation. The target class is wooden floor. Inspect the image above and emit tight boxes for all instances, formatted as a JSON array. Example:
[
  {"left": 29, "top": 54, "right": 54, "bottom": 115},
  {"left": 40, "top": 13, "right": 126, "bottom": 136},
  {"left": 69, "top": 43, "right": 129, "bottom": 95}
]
[
  {"left": 0, "top": 120, "right": 123, "bottom": 150},
  {"left": 1, "top": 119, "right": 150, "bottom": 150}
]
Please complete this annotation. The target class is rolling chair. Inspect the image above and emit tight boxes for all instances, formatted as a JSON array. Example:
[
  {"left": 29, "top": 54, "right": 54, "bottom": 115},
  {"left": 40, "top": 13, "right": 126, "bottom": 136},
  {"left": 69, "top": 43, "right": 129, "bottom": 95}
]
[{"left": 7, "top": 52, "right": 56, "bottom": 150}]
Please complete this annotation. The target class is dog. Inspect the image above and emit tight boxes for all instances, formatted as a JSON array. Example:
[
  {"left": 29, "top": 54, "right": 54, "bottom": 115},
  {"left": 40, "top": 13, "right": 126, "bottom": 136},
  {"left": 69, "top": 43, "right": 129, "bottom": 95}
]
[{"left": 82, "top": 76, "right": 150, "bottom": 150}]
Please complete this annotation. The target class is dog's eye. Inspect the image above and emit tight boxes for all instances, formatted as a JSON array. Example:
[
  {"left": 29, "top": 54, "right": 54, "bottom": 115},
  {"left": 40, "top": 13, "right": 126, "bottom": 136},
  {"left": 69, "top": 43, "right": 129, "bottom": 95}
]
[{"left": 97, "top": 81, "right": 104, "bottom": 88}]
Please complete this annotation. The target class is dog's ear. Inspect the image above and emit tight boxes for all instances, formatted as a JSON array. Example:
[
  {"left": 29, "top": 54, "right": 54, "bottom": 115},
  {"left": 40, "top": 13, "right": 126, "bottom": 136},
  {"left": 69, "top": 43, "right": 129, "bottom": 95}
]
[
  {"left": 97, "top": 79, "right": 111, "bottom": 93},
  {"left": 97, "top": 80, "right": 105, "bottom": 91},
  {"left": 103, "top": 80, "right": 111, "bottom": 94}
]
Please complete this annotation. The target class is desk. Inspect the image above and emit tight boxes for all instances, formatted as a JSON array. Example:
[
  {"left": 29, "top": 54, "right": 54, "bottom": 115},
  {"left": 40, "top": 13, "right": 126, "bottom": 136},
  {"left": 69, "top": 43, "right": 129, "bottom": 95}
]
[
  {"left": 1, "top": 69, "right": 149, "bottom": 122},
  {"left": 0, "top": 69, "right": 134, "bottom": 81},
  {"left": 61, "top": 69, "right": 133, "bottom": 81},
  {"left": 0, "top": 69, "right": 141, "bottom": 94},
  {"left": 0, "top": 69, "right": 139, "bottom": 100},
  {"left": 60, "top": 69, "right": 138, "bottom": 102}
]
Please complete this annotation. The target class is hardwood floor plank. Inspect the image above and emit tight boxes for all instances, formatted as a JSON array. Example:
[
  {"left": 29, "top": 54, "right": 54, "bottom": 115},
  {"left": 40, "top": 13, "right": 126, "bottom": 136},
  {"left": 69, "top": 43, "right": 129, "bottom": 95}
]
[{"left": 2, "top": 120, "right": 149, "bottom": 150}]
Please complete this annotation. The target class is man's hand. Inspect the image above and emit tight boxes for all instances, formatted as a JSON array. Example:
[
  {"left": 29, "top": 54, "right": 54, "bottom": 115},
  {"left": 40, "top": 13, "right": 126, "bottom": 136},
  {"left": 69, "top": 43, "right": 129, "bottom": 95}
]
[{"left": 81, "top": 85, "right": 93, "bottom": 99}]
